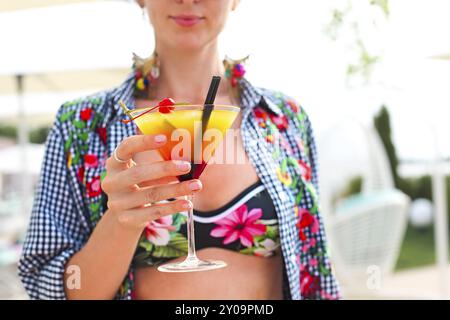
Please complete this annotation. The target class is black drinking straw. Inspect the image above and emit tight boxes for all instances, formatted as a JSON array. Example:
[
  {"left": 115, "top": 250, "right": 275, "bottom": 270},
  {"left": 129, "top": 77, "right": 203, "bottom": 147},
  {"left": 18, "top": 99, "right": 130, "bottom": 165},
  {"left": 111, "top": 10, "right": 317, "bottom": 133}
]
[
  {"left": 187, "top": 76, "right": 221, "bottom": 179},
  {"left": 201, "top": 76, "right": 221, "bottom": 133}
]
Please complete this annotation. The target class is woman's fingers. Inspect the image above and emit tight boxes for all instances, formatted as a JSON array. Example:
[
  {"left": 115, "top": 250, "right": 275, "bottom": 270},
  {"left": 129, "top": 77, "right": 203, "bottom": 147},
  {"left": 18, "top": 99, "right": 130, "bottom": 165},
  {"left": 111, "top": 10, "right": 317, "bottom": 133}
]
[
  {"left": 107, "top": 179, "right": 202, "bottom": 212},
  {"left": 106, "top": 134, "right": 167, "bottom": 171},
  {"left": 101, "top": 135, "right": 201, "bottom": 230},
  {"left": 106, "top": 160, "right": 191, "bottom": 191},
  {"left": 138, "top": 176, "right": 179, "bottom": 188},
  {"left": 117, "top": 199, "right": 192, "bottom": 228}
]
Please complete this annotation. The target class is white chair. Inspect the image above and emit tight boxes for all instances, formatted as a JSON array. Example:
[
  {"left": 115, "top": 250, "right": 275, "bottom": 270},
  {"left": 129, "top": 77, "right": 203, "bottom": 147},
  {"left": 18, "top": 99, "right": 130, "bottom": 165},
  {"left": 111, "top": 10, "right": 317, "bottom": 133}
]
[
  {"left": 318, "top": 118, "right": 411, "bottom": 298},
  {"left": 329, "top": 190, "right": 410, "bottom": 297}
]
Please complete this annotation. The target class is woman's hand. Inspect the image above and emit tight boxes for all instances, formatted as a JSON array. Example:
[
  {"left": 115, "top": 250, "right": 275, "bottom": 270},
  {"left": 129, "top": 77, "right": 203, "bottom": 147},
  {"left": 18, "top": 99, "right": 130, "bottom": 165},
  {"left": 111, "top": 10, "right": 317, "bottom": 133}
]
[{"left": 101, "top": 134, "right": 202, "bottom": 231}]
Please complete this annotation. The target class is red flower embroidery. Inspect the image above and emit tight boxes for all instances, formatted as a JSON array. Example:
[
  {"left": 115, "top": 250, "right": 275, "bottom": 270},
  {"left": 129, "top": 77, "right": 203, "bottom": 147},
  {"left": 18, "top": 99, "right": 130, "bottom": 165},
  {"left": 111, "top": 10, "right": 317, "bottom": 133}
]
[
  {"left": 296, "top": 209, "right": 319, "bottom": 241},
  {"left": 97, "top": 127, "right": 107, "bottom": 144},
  {"left": 254, "top": 107, "right": 268, "bottom": 120},
  {"left": 86, "top": 176, "right": 102, "bottom": 197},
  {"left": 300, "top": 267, "right": 321, "bottom": 298},
  {"left": 84, "top": 154, "right": 99, "bottom": 168},
  {"left": 80, "top": 108, "right": 93, "bottom": 121},
  {"left": 269, "top": 114, "right": 289, "bottom": 131},
  {"left": 77, "top": 166, "right": 85, "bottom": 183}
]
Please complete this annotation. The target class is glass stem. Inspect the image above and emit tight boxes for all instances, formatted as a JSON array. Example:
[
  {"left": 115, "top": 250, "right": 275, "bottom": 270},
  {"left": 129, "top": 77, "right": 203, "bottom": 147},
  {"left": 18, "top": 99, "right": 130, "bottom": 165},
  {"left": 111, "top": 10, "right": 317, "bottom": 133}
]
[{"left": 185, "top": 194, "right": 198, "bottom": 260}]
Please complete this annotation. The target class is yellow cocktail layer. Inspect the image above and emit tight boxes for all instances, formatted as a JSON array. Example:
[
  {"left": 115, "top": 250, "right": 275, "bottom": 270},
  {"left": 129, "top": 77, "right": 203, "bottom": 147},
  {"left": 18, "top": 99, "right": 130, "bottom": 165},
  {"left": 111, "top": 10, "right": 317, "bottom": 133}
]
[{"left": 133, "top": 109, "right": 238, "bottom": 163}]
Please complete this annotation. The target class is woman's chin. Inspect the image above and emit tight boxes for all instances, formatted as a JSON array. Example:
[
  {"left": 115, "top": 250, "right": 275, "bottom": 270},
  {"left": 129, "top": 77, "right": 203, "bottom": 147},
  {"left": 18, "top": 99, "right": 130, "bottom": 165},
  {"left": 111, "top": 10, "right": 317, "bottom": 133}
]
[{"left": 164, "top": 33, "right": 213, "bottom": 52}]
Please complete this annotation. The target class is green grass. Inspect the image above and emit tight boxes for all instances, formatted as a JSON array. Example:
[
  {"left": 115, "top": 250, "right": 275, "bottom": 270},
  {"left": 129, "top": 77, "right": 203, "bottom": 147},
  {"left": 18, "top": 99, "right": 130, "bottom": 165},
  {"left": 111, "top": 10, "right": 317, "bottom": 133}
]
[{"left": 395, "top": 224, "right": 450, "bottom": 271}]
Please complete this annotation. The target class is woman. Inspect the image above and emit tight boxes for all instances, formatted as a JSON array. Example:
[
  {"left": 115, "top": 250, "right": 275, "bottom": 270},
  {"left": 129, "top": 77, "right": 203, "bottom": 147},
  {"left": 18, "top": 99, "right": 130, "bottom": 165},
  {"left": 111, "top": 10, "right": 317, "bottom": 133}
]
[{"left": 18, "top": 0, "right": 341, "bottom": 300}]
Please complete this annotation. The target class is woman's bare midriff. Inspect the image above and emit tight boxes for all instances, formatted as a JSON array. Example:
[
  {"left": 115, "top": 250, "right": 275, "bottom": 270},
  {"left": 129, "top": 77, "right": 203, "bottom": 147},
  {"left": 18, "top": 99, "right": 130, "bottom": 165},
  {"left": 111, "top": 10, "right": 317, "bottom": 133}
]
[
  {"left": 133, "top": 99, "right": 284, "bottom": 299},
  {"left": 134, "top": 247, "right": 284, "bottom": 300}
]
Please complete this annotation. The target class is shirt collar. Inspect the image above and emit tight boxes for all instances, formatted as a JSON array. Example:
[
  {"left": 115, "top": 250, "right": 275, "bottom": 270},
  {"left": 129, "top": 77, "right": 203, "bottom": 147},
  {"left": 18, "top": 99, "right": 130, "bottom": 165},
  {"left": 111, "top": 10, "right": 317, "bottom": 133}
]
[
  {"left": 109, "top": 71, "right": 283, "bottom": 117},
  {"left": 238, "top": 77, "right": 283, "bottom": 116}
]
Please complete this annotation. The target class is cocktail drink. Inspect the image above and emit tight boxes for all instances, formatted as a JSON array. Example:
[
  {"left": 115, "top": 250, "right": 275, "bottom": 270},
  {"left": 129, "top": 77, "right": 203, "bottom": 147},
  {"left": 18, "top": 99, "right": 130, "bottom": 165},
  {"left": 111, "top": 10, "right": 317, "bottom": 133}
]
[{"left": 125, "top": 102, "right": 240, "bottom": 272}]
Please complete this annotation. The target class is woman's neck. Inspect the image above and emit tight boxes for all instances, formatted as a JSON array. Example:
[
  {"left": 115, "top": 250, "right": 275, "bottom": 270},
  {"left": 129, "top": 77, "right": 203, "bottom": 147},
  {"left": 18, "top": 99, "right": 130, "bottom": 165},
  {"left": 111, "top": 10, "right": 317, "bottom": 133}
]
[{"left": 153, "top": 41, "right": 228, "bottom": 103}]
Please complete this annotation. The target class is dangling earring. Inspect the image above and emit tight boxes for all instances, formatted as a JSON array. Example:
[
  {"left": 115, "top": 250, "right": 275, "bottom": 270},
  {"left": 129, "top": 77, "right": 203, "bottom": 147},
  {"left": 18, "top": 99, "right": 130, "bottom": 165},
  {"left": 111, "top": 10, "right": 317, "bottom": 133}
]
[
  {"left": 223, "top": 55, "right": 249, "bottom": 104},
  {"left": 132, "top": 51, "right": 160, "bottom": 99},
  {"left": 223, "top": 55, "right": 248, "bottom": 87}
]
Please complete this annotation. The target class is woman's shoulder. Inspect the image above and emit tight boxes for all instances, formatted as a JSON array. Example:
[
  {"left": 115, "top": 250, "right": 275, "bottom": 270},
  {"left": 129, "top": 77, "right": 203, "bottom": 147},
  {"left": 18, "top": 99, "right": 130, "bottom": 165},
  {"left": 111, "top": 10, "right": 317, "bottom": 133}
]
[
  {"left": 55, "top": 90, "right": 114, "bottom": 128},
  {"left": 46, "top": 88, "right": 119, "bottom": 169},
  {"left": 54, "top": 72, "right": 134, "bottom": 137}
]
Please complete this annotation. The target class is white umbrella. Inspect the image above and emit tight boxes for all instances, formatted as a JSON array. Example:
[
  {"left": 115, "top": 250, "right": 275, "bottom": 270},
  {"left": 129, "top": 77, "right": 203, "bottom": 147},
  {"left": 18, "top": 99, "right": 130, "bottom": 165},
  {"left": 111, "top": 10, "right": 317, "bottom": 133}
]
[
  {"left": 0, "top": 0, "right": 99, "bottom": 12},
  {"left": 0, "top": 1, "right": 152, "bottom": 218}
]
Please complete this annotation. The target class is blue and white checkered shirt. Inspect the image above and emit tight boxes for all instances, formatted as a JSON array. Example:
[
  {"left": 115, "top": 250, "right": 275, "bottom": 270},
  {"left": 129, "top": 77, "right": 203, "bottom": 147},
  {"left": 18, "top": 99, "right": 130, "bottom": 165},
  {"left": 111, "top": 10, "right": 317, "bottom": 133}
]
[{"left": 18, "top": 71, "right": 341, "bottom": 300}]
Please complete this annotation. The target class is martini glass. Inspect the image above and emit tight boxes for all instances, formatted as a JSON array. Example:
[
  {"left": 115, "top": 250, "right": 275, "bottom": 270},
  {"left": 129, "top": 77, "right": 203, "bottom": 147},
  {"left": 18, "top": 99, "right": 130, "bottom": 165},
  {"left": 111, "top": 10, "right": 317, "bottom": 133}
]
[{"left": 127, "top": 104, "right": 240, "bottom": 272}]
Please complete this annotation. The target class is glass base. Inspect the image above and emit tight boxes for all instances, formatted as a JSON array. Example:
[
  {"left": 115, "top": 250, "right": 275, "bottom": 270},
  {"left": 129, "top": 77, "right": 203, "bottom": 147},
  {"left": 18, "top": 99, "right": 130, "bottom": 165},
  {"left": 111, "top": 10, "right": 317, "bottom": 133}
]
[{"left": 157, "top": 256, "right": 227, "bottom": 273}]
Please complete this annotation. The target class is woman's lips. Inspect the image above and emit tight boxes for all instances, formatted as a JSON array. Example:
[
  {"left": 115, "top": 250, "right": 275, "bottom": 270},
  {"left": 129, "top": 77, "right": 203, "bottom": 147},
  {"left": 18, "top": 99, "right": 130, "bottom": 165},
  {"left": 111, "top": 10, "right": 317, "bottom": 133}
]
[{"left": 169, "top": 15, "right": 204, "bottom": 27}]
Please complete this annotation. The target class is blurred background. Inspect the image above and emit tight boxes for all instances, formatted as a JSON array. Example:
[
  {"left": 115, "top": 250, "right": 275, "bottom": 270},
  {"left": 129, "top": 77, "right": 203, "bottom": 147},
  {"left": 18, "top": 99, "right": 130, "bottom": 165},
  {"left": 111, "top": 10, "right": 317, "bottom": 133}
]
[{"left": 0, "top": 0, "right": 449, "bottom": 299}]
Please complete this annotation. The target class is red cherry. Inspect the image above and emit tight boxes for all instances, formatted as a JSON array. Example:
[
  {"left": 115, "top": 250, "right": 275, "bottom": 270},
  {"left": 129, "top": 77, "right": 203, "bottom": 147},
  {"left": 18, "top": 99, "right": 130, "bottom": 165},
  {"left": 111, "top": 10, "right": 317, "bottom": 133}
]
[
  {"left": 158, "top": 98, "right": 175, "bottom": 107},
  {"left": 158, "top": 106, "right": 174, "bottom": 114}
]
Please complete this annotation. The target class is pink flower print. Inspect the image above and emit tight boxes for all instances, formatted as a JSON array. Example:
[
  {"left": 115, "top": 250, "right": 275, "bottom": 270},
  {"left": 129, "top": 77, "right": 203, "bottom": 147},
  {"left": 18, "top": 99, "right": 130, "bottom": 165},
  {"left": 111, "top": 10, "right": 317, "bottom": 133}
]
[
  {"left": 210, "top": 204, "right": 266, "bottom": 247},
  {"left": 100, "top": 152, "right": 108, "bottom": 167},
  {"left": 296, "top": 137, "right": 305, "bottom": 153},
  {"left": 309, "top": 258, "right": 318, "bottom": 267},
  {"left": 279, "top": 135, "right": 293, "bottom": 155},
  {"left": 320, "top": 290, "right": 340, "bottom": 300},
  {"left": 302, "top": 243, "right": 309, "bottom": 253},
  {"left": 145, "top": 215, "right": 176, "bottom": 246}
]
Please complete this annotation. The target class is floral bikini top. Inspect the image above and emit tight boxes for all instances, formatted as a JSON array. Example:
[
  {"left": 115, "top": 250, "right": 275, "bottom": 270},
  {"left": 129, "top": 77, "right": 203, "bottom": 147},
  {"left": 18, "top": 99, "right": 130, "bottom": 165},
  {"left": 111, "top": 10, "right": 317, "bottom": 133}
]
[{"left": 132, "top": 180, "right": 280, "bottom": 268}]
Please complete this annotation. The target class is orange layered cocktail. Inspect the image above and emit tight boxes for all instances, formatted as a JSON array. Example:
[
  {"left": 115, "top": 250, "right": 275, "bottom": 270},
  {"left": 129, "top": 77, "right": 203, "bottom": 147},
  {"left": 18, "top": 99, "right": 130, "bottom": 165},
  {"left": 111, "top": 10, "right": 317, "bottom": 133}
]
[{"left": 129, "top": 104, "right": 239, "bottom": 181}]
